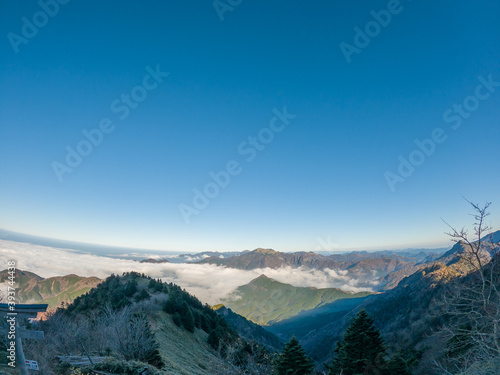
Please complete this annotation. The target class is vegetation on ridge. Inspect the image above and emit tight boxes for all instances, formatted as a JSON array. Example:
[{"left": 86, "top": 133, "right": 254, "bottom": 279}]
[
  {"left": 223, "top": 274, "right": 371, "bottom": 325},
  {"left": 20, "top": 272, "right": 276, "bottom": 375}
]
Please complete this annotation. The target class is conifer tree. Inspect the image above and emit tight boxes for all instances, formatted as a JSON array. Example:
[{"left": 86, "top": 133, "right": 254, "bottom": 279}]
[
  {"left": 180, "top": 303, "right": 195, "bottom": 332},
  {"left": 385, "top": 353, "right": 412, "bottom": 375},
  {"left": 162, "top": 296, "right": 177, "bottom": 314},
  {"left": 276, "top": 336, "right": 314, "bottom": 375},
  {"left": 326, "top": 309, "right": 386, "bottom": 375},
  {"left": 208, "top": 328, "right": 223, "bottom": 350}
]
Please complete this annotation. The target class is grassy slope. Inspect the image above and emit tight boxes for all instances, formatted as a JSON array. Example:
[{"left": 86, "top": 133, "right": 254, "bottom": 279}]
[
  {"left": 153, "top": 310, "right": 224, "bottom": 375},
  {"left": 222, "top": 275, "right": 371, "bottom": 325}
]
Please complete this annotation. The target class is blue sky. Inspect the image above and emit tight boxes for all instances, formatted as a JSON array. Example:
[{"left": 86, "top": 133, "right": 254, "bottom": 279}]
[{"left": 1, "top": 0, "right": 499, "bottom": 252}]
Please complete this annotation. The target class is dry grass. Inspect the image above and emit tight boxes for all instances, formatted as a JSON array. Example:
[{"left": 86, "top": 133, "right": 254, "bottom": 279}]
[{"left": 153, "top": 310, "right": 224, "bottom": 375}]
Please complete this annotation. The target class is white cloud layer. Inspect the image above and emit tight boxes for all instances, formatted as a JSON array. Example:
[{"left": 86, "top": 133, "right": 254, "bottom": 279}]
[{"left": 1, "top": 239, "right": 375, "bottom": 304}]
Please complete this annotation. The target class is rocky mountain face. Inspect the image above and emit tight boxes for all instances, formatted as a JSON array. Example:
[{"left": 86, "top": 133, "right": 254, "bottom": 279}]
[
  {"left": 198, "top": 247, "right": 446, "bottom": 270},
  {"left": 198, "top": 247, "right": 448, "bottom": 291}
]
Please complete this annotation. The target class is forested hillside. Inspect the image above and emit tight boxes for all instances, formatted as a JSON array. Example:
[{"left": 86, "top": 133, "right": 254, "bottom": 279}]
[
  {"left": 223, "top": 274, "right": 371, "bottom": 325},
  {"left": 21, "top": 272, "right": 275, "bottom": 375}
]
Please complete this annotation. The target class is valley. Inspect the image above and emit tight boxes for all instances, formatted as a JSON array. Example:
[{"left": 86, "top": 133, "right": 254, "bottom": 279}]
[{"left": 1, "top": 227, "right": 499, "bottom": 374}]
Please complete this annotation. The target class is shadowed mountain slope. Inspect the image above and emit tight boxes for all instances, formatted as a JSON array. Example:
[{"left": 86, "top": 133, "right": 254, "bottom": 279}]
[{"left": 222, "top": 274, "right": 371, "bottom": 326}]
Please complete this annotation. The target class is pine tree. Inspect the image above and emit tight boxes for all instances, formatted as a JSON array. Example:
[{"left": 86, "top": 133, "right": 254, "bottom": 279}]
[
  {"left": 162, "top": 296, "right": 177, "bottom": 314},
  {"left": 385, "top": 353, "right": 411, "bottom": 375},
  {"left": 276, "top": 336, "right": 314, "bottom": 375},
  {"left": 208, "top": 328, "right": 222, "bottom": 350},
  {"left": 180, "top": 305, "right": 195, "bottom": 332},
  {"left": 134, "top": 288, "right": 150, "bottom": 302},
  {"left": 172, "top": 312, "right": 182, "bottom": 327},
  {"left": 123, "top": 280, "right": 138, "bottom": 297},
  {"left": 326, "top": 309, "right": 386, "bottom": 375}
]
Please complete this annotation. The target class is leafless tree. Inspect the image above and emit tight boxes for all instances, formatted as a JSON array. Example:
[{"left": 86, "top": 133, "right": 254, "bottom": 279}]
[
  {"left": 101, "top": 304, "right": 159, "bottom": 363},
  {"left": 443, "top": 199, "right": 496, "bottom": 274},
  {"left": 436, "top": 199, "right": 500, "bottom": 374},
  {"left": 22, "top": 311, "right": 81, "bottom": 375},
  {"left": 207, "top": 338, "right": 275, "bottom": 375},
  {"left": 23, "top": 301, "right": 163, "bottom": 374}
]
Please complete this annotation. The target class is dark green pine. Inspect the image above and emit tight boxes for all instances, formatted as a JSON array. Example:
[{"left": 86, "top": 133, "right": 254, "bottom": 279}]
[
  {"left": 276, "top": 336, "right": 315, "bottom": 375},
  {"left": 385, "top": 353, "right": 412, "bottom": 375},
  {"left": 326, "top": 309, "right": 387, "bottom": 375}
]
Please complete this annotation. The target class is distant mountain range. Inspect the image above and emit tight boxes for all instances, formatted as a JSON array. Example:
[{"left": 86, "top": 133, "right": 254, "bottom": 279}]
[
  {"left": 156, "top": 251, "right": 250, "bottom": 264},
  {"left": 140, "top": 258, "right": 170, "bottom": 263},
  {"left": 0, "top": 269, "right": 102, "bottom": 308},
  {"left": 222, "top": 274, "right": 371, "bottom": 325},
  {"left": 198, "top": 247, "right": 447, "bottom": 270},
  {"left": 197, "top": 247, "right": 449, "bottom": 291},
  {"left": 0, "top": 227, "right": 450, "bottom": 272}
]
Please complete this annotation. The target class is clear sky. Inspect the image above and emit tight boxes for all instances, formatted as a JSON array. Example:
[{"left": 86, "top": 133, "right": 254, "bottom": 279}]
[{"left": 1, "top": 0, "right": 499, "bottom": 252}]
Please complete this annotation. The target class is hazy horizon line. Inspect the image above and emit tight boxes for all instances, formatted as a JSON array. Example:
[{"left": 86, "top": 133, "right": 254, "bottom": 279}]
[{"left": 0, "top": 227, "right": 451, "bottom": 256}]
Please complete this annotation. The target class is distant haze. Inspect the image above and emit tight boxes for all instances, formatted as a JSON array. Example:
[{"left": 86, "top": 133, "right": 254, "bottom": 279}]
[
  {"left": 1, "top": 238, "right": 381, "bottom": 304},
  {"left": 0, "top": 228, "right": 449, "bottom": 256}
]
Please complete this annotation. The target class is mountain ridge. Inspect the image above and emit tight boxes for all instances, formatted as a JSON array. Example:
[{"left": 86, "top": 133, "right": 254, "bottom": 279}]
[
  {"left": 0, "top": 269, "right": 102, "bottom": 308},
  {"left": 198, "top": 247, "right": 450, "bottom": 291},
  {"left": 222, "top": 274, "right": 372, "bottom": 326}
]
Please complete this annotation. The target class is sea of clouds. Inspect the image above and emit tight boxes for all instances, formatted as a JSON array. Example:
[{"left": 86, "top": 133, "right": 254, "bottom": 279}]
[{"left": 0, "top": 239, "right": 377, "bottom": 304}]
